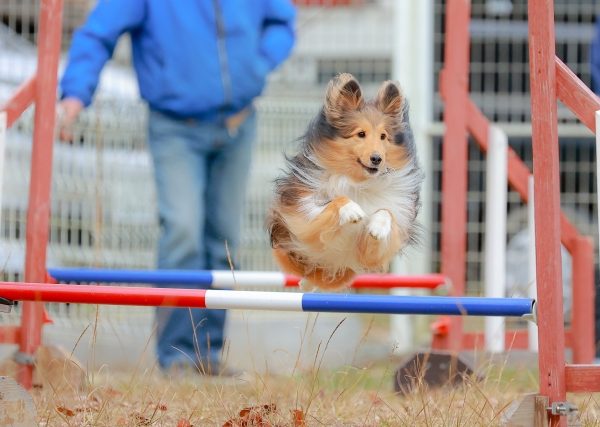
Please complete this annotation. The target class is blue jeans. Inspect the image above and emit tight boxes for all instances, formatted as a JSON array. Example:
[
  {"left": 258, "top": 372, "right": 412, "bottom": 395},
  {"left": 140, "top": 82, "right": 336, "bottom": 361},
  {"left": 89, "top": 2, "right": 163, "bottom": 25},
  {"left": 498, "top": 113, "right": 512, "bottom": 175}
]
[{"left": 147, "top": 109, "right": 256, "bottom": 370}]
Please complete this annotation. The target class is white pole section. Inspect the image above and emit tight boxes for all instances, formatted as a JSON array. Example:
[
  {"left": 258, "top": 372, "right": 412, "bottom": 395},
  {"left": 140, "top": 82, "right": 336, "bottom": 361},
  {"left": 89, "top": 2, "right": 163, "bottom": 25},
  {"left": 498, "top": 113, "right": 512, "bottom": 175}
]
[
  {"left": 390, "top": 0, "right": 434, "bottom": 353},
  {"left": 484, "top": 125, "right": 508, "bottom": 353},
  {"left": 0, "top": 112, "right": 5, "bottom": 231},
  {"left": 527, "top": 175, "right": 538, "bottom": 351}
]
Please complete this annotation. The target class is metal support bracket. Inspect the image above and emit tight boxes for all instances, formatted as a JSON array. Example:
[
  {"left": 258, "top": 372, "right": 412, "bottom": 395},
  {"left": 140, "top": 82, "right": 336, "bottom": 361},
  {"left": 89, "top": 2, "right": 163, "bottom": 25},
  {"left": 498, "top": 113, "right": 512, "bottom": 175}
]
[
  {"left": 522, "top": 300, "right": 537, "bottom": 324},
  {"left": 548, "top": 401, "right": 578, "bottom": 416},
  {"left": 14, "top": 351, "right": 35, "bottom": 366},
  {"left": 0, "top": 297, "right": 14, "bottom": 313}
]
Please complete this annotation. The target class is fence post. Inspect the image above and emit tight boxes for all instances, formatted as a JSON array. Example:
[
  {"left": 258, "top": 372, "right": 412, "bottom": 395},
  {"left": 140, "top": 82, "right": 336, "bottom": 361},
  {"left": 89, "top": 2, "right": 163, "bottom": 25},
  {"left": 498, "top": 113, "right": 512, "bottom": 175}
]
[
  {"left": 18, "top": 0, "right": 63, "bottom": 388},
  {"left": 440, "top": 0, "right": 471, "bottom": 353},
  {"left": 528, "top": 0, "right": 567, "bottom": 423},
  {"left": 570, "top": 237, "right": 595, "bottom": 364}
]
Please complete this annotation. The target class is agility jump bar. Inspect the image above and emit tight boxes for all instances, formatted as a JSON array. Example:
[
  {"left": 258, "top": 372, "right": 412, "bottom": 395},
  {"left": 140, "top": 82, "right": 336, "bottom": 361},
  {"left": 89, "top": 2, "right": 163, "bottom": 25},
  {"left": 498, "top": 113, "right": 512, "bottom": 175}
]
[
  {"left": 47, "top": 268, "right": 447, "bottom": 290},
  {"left": 0, "top": 283, "right": 533, "bottom": 317}
]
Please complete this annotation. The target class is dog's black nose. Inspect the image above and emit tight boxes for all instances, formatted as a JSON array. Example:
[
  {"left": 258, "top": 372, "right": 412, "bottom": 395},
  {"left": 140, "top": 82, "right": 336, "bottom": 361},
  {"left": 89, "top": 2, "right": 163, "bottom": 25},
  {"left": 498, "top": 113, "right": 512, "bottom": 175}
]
[{"left": 370, "top": 153, "right": 382, "bottom": 166}]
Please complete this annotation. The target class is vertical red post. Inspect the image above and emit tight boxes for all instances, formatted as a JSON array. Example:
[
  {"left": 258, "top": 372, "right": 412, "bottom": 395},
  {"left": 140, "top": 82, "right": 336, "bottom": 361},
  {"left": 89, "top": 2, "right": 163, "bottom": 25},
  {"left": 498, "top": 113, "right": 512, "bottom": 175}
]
[
  {"left": 570, "top": 237, "right": 596, "bottom": 364},
  {"left": 18, "top": 0, "right": 63, "bottom": 388},
  {"left": 527, "top": 1, "right": 566, "bottom": 425},
  {"left": 439, "top": 0, "right": 471, "bottom": 350}
]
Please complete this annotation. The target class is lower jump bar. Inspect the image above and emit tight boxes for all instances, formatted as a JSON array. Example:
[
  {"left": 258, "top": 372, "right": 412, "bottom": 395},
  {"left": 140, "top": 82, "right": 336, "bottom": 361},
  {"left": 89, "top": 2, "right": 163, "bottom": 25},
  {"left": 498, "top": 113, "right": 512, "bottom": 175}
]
[
  {"left": 0, "top": 283, "right": 533, "bottom": 317},
  {"left": 47, "top": 268, "right": 447, "bottom": 290}
]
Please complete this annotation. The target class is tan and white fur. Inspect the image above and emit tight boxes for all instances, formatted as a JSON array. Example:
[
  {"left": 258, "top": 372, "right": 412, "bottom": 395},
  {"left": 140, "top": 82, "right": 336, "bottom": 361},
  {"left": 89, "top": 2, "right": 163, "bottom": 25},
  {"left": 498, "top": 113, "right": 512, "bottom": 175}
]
[{"left": 267, "top": 73, "right": 423, "bottom": 291}]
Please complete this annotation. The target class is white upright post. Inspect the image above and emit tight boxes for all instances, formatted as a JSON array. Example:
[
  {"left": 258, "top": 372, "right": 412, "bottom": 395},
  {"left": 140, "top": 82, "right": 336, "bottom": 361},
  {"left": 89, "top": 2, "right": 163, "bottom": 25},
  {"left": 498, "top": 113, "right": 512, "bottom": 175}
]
[
  {"left": 0, "top": 112, "right": 6, "bottom": 231},
  {"left": 484, "top": 125, "right": 508, "bottom": 353},
  {"left": 390, "top": 0, "right": 434, "bottom": 353},
  {"left": 527, "top": 175, "right": 538, "bottom": 351}
]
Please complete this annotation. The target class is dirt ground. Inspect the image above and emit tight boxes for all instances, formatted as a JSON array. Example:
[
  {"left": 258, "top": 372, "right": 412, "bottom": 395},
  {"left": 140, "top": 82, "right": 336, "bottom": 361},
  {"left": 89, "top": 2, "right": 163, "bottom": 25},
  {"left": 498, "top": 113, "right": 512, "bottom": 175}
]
[{"left": 19, "top": 354, "right": 600, "bottom": 426}]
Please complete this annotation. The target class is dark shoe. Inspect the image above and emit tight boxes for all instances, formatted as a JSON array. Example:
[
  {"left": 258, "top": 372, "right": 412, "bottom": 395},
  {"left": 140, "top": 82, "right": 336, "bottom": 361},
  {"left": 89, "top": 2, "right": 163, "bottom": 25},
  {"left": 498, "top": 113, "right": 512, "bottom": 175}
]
[
  {"left": 212, "top": 365, "right": 244, "bottom": 377},
  {"left": 162, "top": 360, "right": 245, "bottom": 378}
]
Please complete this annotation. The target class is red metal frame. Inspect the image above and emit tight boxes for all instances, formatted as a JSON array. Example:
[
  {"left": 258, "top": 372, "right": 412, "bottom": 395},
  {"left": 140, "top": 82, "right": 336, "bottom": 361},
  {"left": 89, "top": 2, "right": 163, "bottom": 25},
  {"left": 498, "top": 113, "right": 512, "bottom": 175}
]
[
  {"left": 440, "top": 0, "right": 589, "bottom": 359},
  {"left": 0, "top": 0, "right": 63, "bottom": 388},
  {"left": 527, "top": 2, "right": 600, "bottom": 422},
  {"left": 440, "top": 0, "right": 600, "bottom": 422},
  {"left": 1, "top": 77, "right": 36, "bottom": 128},
  {"left": 439, "top": 0, "right": 471, "bottom": 353}
]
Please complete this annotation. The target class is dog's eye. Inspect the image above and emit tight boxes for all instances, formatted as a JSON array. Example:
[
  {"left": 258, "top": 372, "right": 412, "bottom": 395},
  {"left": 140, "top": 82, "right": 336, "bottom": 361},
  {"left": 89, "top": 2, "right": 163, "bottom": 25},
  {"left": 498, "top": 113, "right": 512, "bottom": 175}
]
[
  {"left": 380, "top": 133, "right": 386, "bottom": 140},
  {"left": 357, "top": 131, "right": 366, "bottom": 138}
]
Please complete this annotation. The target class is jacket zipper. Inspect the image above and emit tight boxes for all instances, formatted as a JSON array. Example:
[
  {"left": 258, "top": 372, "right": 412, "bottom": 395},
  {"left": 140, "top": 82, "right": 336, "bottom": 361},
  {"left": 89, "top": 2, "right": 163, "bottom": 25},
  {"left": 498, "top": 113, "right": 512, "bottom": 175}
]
[{"left": 212, "top": 0, "right": 233, "bottom": 109}]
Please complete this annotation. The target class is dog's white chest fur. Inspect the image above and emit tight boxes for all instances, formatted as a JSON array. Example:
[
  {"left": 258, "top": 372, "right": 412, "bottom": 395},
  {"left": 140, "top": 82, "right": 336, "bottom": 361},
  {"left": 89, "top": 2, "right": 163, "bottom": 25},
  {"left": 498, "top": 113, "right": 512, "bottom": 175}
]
[
  {"left": 294, "top": 169, "right": 419, "bottom": 273},
  {"left": 303, "top": 172, "right": 416, "bottom": 226}
]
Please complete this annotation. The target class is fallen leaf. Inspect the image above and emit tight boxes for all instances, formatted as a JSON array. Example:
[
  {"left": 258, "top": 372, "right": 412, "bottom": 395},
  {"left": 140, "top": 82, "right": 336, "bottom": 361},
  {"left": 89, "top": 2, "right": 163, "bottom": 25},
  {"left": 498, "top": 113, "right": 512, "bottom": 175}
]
[
  {"left": 368, "top": 392, "right": 383, "bottom": 405},
  {"left": 104, "top": 387, "right": 123, "bottom": 398},
  {"left": 239, "top": 403, "right": 276, "bottom": 417},
  {"left": 133, "top": 412, "right": 151, "bottom": 425},
  {"left": 177, "top": 419, "right": 193, "bottom": 427},
  {"left": 291, "top": 409, "right": 306, "bottom": 426},
  {"left": 223, "top": 403, "right": 277, "bottom": 427},
  {"left": 56, "top": 406, "right": 75, "bottom": 417}
]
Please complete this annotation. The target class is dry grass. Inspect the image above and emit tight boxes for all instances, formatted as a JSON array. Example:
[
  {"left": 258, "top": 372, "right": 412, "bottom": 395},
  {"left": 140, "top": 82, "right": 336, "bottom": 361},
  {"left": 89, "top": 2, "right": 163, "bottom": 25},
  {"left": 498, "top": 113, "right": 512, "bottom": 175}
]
[
  {"left": 16, "top": 302, "right": 600, "bottom": 426},
  {"left": 26, "top": 354, "right": 600, "bottom": 426}
]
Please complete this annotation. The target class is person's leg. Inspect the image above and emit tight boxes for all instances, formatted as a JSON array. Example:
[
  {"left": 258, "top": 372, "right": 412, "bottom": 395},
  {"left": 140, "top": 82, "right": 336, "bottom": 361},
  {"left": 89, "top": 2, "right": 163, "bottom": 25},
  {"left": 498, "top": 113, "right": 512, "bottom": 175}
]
[
  {"left": 205, "top": 111, "right": 257, "bottom": 271},
  {"left": 147, "top": 111, "right": 215, "bottom": 371},
  {"left": 202, "top": 111, "right": 257, "bottom": 368}
]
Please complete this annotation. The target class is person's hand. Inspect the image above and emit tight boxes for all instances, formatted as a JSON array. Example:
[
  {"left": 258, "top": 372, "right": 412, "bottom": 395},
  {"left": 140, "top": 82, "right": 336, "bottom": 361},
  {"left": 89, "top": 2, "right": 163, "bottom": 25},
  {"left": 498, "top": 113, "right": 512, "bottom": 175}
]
[{"left": 57, "top": 97, "right": 84, "bottom": 142}]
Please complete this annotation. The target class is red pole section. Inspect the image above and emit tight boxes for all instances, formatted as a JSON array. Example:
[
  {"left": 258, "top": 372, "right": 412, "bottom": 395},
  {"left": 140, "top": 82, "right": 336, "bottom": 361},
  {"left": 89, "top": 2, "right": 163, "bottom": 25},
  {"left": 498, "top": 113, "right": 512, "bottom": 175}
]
[
  {"left": 565, "top": 365, "right": 600, "bottom": 393},
  {"left": 0, "top": 77, "right": 36, "bottom": 128},
  {"left": 18, "top": 0, "right": 63, "bottom": 389},
  {"left": 439, "top": 0, "right": 471, "bottom": 352},
  {"left": 527, "top": 0, "right": 567, "bottom": 424},
  {"left": 3, "top": 283, "right": 207, "bottom": 308},
  {"left": 466, "top": 99, "right": 581, "bottom": 254},
  {"left": 285, "top": 273, "right": 448, "bottom": 289},
  {"left": 570, "top": 237, "right": 596, "bottom": 364},
  {"left": 555, "top": 57, "right": 600, "bottom": 133}
]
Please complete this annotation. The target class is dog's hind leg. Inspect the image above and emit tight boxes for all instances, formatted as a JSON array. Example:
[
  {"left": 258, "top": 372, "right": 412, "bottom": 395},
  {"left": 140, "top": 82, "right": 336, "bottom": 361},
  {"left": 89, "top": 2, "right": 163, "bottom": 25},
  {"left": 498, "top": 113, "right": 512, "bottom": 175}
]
[
  {"left": 273, "top": 248, "right": 354, "bottom": 291},
  {"left": 273, "top": 248, "right": 306, "bottom": 277},
  {"left": 303, "top": 267, "right": 356, "bottom": 291}
]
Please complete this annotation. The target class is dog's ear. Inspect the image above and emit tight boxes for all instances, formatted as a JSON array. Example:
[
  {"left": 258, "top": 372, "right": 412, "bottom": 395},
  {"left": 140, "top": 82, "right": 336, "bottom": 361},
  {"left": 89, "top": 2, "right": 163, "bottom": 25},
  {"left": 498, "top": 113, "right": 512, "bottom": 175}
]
[
  {"left": 324, "top": 73, "right": 364, "bottom": 126},
  {"left": 375, "top": 80, "right": 405, "bottom": 118}
]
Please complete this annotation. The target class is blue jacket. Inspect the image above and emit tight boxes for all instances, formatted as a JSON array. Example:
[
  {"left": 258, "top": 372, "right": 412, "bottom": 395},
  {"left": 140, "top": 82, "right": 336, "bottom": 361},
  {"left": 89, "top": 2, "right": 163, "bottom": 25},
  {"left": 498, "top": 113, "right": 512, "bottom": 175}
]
[{"left": 60, "top": 0, "right": 296, "bottom": 120}]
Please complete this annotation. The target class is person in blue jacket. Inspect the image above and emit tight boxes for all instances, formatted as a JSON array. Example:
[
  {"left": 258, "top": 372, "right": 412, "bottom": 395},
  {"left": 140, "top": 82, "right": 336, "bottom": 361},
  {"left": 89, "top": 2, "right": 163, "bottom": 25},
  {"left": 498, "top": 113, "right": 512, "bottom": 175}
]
[{"left": 58, "top": 0, "right": 296, "bottom": 375}]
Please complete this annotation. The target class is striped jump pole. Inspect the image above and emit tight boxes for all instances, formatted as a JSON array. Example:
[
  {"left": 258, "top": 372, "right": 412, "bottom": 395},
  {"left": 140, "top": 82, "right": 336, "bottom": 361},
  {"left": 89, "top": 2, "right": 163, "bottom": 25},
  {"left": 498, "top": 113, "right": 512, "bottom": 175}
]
[
  {"left": 47, "top": 268, "right": 448, "bottom": 290},
  {"left": 0, "top": 282, "right": 534, "bottom": 318}
]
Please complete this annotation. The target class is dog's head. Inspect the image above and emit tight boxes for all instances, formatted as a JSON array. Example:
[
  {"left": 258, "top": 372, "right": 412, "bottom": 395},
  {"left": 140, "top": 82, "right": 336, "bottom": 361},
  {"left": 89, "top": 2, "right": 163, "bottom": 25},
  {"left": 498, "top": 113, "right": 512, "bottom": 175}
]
[{"left": 312, "top": 73, "right": 409, "bottom": 182}]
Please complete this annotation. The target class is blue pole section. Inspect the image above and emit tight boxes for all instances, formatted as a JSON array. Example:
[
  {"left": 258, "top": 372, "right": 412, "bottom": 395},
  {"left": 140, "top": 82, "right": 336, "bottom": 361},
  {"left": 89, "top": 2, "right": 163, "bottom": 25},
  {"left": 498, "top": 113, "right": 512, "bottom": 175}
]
[
  {"left": 302, "top": 294, "right": 534, "bottom": 317},
  {"left": 48, "top": 268, "right": 213, "bottom": 285}
]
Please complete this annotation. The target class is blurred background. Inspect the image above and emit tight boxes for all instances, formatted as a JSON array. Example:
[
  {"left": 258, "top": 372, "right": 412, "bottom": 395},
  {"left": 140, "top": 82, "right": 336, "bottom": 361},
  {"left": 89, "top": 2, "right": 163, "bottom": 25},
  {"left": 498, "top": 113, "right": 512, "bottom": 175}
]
[{"left": 0, "top": 0, "right": 598, "bottom": 372}]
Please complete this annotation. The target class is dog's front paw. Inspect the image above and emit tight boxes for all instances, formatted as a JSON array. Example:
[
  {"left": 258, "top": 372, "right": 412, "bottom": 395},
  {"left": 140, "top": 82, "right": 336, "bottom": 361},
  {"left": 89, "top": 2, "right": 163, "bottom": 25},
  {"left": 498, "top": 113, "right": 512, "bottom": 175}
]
[
  {"left": 368, "top": 210, "right": 392, "bottom": 240},
  {"left": 339, "top": 200, "right": 366, "bottom": 225}
]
